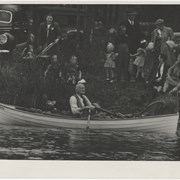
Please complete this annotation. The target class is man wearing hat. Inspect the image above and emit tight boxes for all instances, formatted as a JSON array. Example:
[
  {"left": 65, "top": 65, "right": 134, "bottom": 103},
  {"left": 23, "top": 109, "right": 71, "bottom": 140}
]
[
  {"left": 146, "top": 19, "right": 175, "bottom": 85},
  {"left": 69, "top": 83, "right": 95, "bottom": 116},
  {"left": 120, "top": 8, "right": 141, "bottom": 82},
  {"left": 122, "top": 8, "right": 141, "bottom": 54},
  {"left": 151, "top": 18, "right": 175, "bottom": 66}
]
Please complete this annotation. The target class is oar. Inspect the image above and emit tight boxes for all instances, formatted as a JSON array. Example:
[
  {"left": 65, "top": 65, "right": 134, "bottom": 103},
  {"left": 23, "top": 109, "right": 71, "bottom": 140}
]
[
  {"left": 93, "top": 103, "right": 125, "bottom": 118},
  {"left": 86, "top": 109, "right": 91, "bottom": 131}
]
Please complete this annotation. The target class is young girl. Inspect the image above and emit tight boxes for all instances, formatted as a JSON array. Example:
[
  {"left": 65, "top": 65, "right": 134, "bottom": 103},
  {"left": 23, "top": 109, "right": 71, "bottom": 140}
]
[
  {"left": 131, "top": 47, "right": 146, "bottom": 80},
  {"left": 104, "top": 42, "right": 118, "bottom": 83}
]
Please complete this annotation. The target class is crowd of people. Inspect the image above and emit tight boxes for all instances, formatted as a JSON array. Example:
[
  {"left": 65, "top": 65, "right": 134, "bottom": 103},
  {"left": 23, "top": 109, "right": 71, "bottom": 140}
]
[
  {"left": 12, "top": 9, "right": 180, "bottom": 117},
  {"left": 104, "top": 8, "right": 180, "bottom": 97}
]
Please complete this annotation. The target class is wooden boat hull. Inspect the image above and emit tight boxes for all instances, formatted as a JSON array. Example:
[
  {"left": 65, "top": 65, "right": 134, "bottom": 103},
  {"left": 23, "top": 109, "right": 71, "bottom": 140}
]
[{"left": 0, "top": 103, "right": 178, "bottom": 133}]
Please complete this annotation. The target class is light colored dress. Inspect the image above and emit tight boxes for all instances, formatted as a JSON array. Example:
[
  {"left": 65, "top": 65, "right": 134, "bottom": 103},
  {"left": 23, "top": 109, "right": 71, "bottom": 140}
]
[
  {"left": 133, "top": 49, "right": 145, "bottom": 67},
  {"left": 104, "top": 52, "right": 116, "bottom": 68}
]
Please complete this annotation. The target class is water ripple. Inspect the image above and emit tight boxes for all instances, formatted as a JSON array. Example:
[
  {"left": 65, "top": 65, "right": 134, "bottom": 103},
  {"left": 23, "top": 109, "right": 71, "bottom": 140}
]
[{"left": 0, "top": 126, "right": 179, "bottom": 160}]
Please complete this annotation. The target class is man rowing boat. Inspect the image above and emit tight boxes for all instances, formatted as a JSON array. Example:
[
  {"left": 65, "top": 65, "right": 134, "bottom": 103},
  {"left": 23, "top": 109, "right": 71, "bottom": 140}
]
[{"left": 69, "top": 83, "right": 95, "bottom": 117}]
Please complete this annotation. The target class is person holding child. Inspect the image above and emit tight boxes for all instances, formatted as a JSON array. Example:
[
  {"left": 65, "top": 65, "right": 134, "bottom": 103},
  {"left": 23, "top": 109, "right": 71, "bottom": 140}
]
[{"left": 104, "top": 42, "right": 118, "bottom": 83}]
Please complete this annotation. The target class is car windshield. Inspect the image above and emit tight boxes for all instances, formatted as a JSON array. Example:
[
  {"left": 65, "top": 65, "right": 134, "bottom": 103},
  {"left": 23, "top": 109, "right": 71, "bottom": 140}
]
[{"left": 0, "top": 10, "right": 12, "bottom": 23}]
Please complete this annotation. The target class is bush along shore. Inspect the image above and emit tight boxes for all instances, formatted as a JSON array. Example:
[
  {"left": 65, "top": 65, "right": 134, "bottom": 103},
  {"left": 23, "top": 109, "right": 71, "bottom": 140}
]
[
  {"left": 0, "top": 55, "right": 178, "bottom": 115},
  {"left": 0, "top": 30, "right": 178, "bottom": 115}
]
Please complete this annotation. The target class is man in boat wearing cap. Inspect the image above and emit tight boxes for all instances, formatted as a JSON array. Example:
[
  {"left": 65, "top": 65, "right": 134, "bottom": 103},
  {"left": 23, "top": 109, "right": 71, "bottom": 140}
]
[{"left": 69, "top": 83, "right": 95, "bottom": 117}]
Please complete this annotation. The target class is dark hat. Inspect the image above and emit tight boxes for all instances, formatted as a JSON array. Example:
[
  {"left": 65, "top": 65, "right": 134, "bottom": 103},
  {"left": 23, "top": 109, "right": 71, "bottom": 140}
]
[{"left": 126, "top": 8, "right": 137, "bottom": 15}]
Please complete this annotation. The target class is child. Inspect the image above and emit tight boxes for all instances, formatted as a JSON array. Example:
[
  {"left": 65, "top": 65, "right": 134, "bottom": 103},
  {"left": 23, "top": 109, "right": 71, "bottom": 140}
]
[
  {"left": 104, "top": 42, "right": 118, "bottom": 83},
  {"left": 66, "top": 55, "right": 82, "bottom": 85},
  {"left": 131, "top": 47, "right": 146, "bottom": 80}
]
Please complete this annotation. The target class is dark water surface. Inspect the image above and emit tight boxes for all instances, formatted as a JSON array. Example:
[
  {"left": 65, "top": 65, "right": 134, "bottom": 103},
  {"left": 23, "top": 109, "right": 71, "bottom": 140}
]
[{"left": 0, "top": 126, "right": 180, "bottom": 160}]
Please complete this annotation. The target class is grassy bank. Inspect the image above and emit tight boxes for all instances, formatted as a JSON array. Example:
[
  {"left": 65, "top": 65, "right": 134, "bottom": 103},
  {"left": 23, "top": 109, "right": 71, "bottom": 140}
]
[
  {"left": 0, "top": 31, "right": 178, "bottom": 115},
  {"left": 0, "top": 59, "right": 177, "bottom": 115}
]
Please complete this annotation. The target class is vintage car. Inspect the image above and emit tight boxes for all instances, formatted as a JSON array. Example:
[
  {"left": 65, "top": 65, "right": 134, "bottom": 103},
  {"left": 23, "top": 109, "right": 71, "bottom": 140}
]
[{"left": 0, "top": 5, "right": 28, "bottom": 53}]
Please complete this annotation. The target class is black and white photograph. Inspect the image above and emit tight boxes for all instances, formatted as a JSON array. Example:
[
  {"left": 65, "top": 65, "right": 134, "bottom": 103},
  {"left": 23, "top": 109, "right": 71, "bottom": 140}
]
[{"left": 0, "top": 3, "right": 180, "bottom": 169}]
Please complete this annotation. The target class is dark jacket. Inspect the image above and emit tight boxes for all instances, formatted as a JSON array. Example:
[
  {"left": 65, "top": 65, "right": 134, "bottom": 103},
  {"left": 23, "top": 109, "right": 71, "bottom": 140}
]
[
  {"left": 121, "top": 19, "right": 141, "bottom": 53},
  {"left": 38, "top": 21, "right": 61, "bottom": 47}
]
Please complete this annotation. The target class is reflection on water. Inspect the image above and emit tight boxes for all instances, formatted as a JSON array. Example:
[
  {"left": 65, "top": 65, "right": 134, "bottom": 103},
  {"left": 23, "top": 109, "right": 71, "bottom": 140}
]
[{"left": 0, "top": 126, "right": 179, "bottom": 160}]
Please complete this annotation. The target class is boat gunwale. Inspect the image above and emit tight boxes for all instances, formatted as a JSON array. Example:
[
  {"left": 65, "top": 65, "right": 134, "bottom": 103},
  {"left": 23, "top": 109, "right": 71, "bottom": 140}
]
[{"left": 0, "top": 103, "right": 178, "bottom": 122}]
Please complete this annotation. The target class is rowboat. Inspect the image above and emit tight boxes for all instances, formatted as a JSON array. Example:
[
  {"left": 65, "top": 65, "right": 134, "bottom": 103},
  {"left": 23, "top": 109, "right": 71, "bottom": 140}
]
[{"left": 0, "top": 103, "right": 178, "bottom": 134}]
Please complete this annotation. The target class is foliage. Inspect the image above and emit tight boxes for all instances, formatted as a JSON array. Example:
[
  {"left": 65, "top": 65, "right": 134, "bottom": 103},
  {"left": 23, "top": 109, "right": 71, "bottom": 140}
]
[{"left": 0, "top": 31, "right": 178, "bottom": 115}]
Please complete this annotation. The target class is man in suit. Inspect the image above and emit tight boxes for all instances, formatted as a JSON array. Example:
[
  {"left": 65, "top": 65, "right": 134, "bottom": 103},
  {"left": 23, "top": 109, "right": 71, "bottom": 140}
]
[
  {"left": 38, "top": 13, "right": 61, "bottom": 55},
  {"left": 151, "top": 19, "right": 175, "bottom": 67},
  {"left": 123, "top": 8, "right": 141, "bottom": 54},
  {"left": 121, "top": 8, "right": 141, "bottom": 81}
]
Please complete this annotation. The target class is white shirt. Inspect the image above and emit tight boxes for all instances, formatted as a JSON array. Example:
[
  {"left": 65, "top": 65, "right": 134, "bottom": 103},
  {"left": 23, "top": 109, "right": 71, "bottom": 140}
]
[
  {"left": 157, "top": 29, "right": 162, "bottom": 37},
  {"left": 128, "top": 19, "right": 134, "bottom": 25},
  {"left": 69, "top": 94, "right": 92, "bottom": 115},
  {"left": 156, "top": 62, "right": 165, "bottom": 78},
  {"left": 47, "top": 24, "right": 51, "bottom": 37}
]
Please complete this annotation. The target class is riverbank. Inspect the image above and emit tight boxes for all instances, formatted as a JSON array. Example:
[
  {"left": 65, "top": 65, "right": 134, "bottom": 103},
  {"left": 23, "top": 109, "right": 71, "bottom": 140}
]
[{"left": 0, "top": 55, "right": 177, "bottom": 115}]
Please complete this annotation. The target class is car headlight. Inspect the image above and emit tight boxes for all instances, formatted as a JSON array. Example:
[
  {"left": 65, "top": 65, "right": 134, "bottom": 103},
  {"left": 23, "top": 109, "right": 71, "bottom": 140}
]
[{"left": 0, "top": 34, "right": 8, "bottom": 45}]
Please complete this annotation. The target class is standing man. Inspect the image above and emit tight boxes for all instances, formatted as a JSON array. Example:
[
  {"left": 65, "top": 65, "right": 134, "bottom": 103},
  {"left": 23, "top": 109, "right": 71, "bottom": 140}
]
[
  {"left": 151, "top": 19, "right": 174, "bottom": 67},
  {"left": 123, "top": 8, "right": 141, "bottom": 54},
  {"left": 38, "top": 13, "right": 61, "bottom": 55},
  {"left": 121, "top": 8, "right": 141, "bottom": 81}
]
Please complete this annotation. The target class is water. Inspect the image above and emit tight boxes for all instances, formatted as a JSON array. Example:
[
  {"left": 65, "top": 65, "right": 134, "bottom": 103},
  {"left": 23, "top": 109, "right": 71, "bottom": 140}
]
[{"left": 0, "top": 126, "right": 179, "bottom": 160}]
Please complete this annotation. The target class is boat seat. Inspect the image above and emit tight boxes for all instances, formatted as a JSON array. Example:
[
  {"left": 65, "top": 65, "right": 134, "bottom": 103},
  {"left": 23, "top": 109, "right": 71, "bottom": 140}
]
[{"left": 137, "top": 101, "right": 167, "bottom": 117}]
